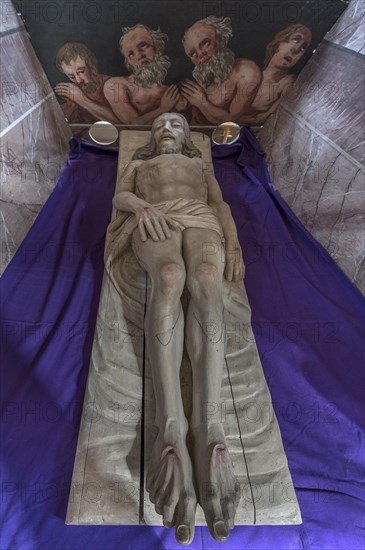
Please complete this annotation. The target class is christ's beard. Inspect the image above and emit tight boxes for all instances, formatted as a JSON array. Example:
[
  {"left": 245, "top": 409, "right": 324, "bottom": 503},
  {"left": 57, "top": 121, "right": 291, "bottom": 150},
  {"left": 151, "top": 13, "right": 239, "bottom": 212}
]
[
  {"left": 193, "top": 48, "right": 235, "bottom": 87},
  {"left": 130, "top": 54, "right": 171, "bottom": 88},
  {"left": 158, "top": 143, "right": 179, "bottom": 154}
]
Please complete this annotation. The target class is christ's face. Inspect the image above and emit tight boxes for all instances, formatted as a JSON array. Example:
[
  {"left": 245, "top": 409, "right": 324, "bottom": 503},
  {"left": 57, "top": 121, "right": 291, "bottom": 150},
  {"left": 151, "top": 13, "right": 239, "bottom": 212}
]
[
  {"left": 152, "top": 114, "right": 187, "bottom": 154},
  {"left": 122, "top": 28, "right": 156, "bottom": 70},
  {"left": 183, "top": 23, "right": 221, "bottom": 66},
  {"left": 61, "top": 56, "right": 92, "bottom": 86},
  {"left": 272, "top": 28, "right": 311, "bottom": 69}
]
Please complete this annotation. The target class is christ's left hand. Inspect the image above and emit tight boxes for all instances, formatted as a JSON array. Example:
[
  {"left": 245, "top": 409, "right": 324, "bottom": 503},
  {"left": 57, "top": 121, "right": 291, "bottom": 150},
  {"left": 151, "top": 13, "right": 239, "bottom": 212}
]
[{"left": 224, "top": 243, "right": 244, "bottom": 281}]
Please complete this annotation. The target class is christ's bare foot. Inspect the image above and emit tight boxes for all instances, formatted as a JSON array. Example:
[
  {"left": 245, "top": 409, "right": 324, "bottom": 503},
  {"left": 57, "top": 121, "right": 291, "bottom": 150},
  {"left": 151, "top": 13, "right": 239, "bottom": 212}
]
[
  {"left": 146, "top": 421, "right": 197, "bottom": 545},
  {"left": 193, "top": 422, "right": 240, "bottom": 542}
]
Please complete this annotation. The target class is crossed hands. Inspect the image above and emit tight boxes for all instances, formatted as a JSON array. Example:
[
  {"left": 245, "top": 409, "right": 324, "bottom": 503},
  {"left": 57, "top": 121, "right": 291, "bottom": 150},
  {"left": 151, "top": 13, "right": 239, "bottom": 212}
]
[
  {"left": 160, "top": 84, "right": 188, "bottom": 112},
  {"left": 161, "top": 82, "right": 207, "bottom": 111},
  {"left": 180, "top": 81, "right": 206, "bottom": 108},
  {"left": 54, "top": 83, "right": 86, "bottom": 105}
]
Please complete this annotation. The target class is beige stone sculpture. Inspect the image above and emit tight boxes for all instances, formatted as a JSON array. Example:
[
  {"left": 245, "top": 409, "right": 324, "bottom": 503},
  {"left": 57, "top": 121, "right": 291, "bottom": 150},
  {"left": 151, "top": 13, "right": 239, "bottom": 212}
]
[
  {"left": 112, "top": 113, "right": 242, "bottom": 544},
  {"left": 66, "top": 116, "right": 301, "bottom": 544}
]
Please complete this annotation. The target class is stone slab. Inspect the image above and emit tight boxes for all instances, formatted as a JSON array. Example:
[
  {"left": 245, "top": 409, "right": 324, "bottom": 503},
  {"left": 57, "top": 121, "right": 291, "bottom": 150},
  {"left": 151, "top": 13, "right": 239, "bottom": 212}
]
[{"left": 66, "top": 129, "right": 302, "bottom": 527}]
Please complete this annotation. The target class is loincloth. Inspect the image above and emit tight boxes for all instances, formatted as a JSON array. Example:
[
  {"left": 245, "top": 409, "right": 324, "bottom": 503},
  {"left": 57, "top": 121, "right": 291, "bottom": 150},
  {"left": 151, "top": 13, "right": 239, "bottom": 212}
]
[
  {"left": 109, "top": 198, "right": 223, "bottom": 244},
  {"left": 104, "top": 198, "right": 224, "bottom": 322}
]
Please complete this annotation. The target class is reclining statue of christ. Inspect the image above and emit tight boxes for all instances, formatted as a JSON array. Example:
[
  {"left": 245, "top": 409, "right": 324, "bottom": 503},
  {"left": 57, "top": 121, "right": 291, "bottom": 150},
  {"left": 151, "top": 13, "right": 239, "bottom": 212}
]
[{"left": 113, "top": 113, "right": 243, "bottom": 545}]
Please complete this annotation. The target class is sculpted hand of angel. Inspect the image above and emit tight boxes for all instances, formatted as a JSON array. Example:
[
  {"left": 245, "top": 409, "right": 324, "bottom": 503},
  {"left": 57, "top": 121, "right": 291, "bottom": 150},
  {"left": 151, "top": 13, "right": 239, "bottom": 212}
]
[{"left": 134, "top": 204, "right": 184, "bottom": 242}]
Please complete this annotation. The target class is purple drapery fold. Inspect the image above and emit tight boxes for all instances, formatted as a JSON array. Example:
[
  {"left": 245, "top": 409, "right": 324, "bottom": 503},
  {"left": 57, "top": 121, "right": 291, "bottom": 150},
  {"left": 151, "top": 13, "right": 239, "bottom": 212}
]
[{"left": 1, "top": 133, "right": 364, "bottom": 549}]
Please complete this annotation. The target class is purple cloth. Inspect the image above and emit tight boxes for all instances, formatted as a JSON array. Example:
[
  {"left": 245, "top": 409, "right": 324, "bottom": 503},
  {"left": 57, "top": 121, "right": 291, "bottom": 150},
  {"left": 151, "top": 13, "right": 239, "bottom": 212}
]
[{"left": 1, "top": 134, "right": 364, "bottom": 549}]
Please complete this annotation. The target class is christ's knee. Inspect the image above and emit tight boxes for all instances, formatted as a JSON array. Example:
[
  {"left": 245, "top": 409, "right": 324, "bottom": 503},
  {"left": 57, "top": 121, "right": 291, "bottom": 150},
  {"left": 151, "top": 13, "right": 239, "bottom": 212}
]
[
  {"left": 154, "top": 262, "right": 186, "bottom": 302},
  {"left": 187, "top": 262, "right": 223, "bottom": 304}
]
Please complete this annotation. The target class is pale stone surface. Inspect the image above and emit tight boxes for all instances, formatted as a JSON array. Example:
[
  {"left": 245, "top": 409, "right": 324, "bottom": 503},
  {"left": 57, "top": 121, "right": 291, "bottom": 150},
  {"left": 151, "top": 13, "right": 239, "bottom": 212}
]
[
  {"left": 67, "top": 123, "right": 301, "bottom": 542},
  {"left": 257, "top": 0, "right": 365, "bottom": 294},
  {"left": 326, "top": 0, "right": 365, "bottom": 54},
  {"left": 0, "top": 1, "right": 21, "bottom": 33},
  {"left": 0, "top": 2, "right": 71, "bottom": 274}
]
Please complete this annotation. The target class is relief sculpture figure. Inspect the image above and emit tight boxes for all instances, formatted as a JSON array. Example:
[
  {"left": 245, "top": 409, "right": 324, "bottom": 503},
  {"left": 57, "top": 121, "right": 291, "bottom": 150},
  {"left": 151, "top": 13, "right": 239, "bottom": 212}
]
[
  {"left": 112, "top": 113, "right": 243, "bottom": 544},
  {"left": 66, "top": 112, "right": 302, "bottom": 539}
]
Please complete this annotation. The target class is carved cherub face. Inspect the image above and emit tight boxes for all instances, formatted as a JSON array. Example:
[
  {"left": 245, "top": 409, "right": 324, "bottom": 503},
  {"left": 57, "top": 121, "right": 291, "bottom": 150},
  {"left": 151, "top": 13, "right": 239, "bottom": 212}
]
[{"left": 152, "top": 113, "right": 187, "bottom": 154}]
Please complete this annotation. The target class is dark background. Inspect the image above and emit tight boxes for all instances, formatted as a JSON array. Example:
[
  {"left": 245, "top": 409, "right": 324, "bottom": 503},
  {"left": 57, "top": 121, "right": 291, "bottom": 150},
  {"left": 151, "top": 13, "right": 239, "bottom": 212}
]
[{"left": 13, "top": 0, "right": 348, "bottom": 86}]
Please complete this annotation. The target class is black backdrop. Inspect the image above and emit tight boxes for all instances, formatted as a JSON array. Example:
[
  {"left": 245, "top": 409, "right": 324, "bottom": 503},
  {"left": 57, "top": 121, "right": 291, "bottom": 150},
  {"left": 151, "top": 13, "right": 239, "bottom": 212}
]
[{"left": 13, "top": 0, "right": 347, "bottom": 86}]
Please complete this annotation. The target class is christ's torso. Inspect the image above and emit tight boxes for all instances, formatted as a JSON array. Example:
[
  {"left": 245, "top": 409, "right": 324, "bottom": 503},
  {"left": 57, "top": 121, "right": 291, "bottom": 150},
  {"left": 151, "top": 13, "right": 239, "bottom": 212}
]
[{"left": 134, "top": 154, "right": 207, "bottom": 204}]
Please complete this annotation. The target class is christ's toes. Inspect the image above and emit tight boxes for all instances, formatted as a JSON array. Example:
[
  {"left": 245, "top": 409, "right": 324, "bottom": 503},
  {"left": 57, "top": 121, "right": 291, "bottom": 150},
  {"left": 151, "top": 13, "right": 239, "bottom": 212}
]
[
  {"left": 159, "top": 494, "right": 196, "bottom": 546},
  {"left": 204, "top": 495, "right": 229, "bottom": 542},
  {"left": 222, "top": 481, "right": 240, "bottom": 529},
  {"left": 175, "top": 496, "right": 196, "bottom": 546},
  {"left": 176, "top": 524, "right": 192, "bottom": 546},
  {"left": 212, "top": 519, "right": 229, "bottom": 542}
]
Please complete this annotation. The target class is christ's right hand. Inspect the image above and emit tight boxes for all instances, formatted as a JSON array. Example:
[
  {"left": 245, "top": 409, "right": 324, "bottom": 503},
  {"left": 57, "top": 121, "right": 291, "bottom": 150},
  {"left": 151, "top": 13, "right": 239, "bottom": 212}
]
[{"left": 135, "top": 205, "right": 184, "bottom": 242}]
